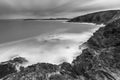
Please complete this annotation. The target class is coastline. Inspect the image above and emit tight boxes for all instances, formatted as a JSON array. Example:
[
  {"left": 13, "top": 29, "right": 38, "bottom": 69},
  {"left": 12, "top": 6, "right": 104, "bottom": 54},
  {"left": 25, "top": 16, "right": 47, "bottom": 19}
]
[{"left": 64, "top": 21, "right": 105, "bottom": 27}]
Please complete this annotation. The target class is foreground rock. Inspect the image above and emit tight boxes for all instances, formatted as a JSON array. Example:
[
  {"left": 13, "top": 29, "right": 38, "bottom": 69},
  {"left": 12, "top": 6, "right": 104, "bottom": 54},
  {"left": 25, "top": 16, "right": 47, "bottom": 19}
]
[
  {"left": 0, "top": 57, "right": 28, "bottom": 79},
  {"left": 68, "top": 10, "right": 120, "bottom": 25},
  {"left": 1, "top": 18, "right": 120, "bottom": 80}
]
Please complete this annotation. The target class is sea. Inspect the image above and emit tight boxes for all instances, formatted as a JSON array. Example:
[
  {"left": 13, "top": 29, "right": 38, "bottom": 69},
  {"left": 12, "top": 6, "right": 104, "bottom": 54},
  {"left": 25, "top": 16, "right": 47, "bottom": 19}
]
[{"left": 0, "top": 20, "right": 102, "bottom": 66}]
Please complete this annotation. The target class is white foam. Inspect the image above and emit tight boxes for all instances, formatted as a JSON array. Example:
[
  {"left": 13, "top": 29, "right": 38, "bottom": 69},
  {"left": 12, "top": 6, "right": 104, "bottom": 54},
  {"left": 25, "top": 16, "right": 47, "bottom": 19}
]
[{"left": 0, "top": 25, "right": 99, "bottom": 66}]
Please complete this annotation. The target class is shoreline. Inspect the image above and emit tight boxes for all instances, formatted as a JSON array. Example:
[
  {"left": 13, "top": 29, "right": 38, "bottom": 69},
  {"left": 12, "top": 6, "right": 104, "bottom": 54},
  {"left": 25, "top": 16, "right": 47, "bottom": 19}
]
[{"left": 64, "top": 21, "right": 105, "bottom": 27}]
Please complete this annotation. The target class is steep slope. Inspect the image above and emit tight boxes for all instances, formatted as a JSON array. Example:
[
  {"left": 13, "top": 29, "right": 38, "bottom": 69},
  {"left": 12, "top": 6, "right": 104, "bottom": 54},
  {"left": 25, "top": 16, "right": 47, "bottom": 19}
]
[
  {"left": 68, "top": 10, "right": 120, "bottom": 25},
  {"left": 72, "top": 18, "right": 120, "bottom": 80}
]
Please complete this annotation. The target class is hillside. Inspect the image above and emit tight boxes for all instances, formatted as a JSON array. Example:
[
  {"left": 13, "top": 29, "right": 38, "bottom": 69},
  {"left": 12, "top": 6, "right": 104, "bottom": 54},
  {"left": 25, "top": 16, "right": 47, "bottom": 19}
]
[
  {"left": 68, "top": 10, "right": 120, "bottom": 25},
  {"left": 72, "top": 19, "right": 120, "bottom": 80}
]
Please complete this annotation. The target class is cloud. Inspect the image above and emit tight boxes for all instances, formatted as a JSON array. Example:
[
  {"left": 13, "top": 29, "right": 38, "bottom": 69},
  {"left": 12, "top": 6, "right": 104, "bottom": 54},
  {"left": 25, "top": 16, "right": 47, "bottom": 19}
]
[
  {"left": 79, "top": 0, "right": 120, "bottom": 11},
  {"left": 0, "top": 0, "right": 119, "bottom": 18}
]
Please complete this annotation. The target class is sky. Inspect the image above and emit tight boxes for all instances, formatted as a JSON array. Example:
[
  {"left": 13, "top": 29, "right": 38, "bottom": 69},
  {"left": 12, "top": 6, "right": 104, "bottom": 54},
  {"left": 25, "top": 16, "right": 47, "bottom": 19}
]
[{"left": 0, "top": 0, "right": 120, "bottom": 19}]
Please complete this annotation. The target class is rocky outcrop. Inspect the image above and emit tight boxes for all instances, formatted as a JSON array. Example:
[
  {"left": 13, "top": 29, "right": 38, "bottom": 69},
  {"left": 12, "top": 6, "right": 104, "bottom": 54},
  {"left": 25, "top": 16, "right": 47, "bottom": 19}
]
[
  {"left": 0, "top": 57, "right": 28, "bottom": 79},
  {"left": 87, "top": 19, "right": 120, "bottom": 49},
  {"left": 2, "top": 63, "right": 59, "bottom": 80},
  {"left": 68, "top": 10, "right": 120, "bottom": 25},
  {"left": 72, "top": 18, "right": 120, "bottom": 80}
]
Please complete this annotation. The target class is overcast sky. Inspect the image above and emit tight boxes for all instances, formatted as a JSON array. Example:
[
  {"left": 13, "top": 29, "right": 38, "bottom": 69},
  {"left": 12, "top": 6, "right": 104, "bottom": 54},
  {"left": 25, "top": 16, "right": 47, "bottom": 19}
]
[{"left": 0, "top": 0, "right": 120, "bottom": 19}]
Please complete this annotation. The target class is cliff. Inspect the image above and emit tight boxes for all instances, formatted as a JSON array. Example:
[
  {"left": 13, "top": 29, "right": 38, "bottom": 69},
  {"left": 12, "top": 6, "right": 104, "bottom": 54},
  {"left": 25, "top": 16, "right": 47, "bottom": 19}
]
[
  {"left": 71, "top": 18, "right": 120, "bottom": 80},
  {"left": 68, "top": 10, "right": 120, "bottom": 25}
]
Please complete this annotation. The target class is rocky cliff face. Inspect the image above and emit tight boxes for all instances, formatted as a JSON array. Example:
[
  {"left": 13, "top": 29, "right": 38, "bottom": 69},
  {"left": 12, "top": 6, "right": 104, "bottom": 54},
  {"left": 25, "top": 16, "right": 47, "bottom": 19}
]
[
  {"left": 1, "top": 12, "right": 120, "bottom": 80},
  {"left": 72, "top": 18, "right": 120, "bottom": 80},
  {"left": 68, "top": 10, "right": 120, "bottom": 25}
]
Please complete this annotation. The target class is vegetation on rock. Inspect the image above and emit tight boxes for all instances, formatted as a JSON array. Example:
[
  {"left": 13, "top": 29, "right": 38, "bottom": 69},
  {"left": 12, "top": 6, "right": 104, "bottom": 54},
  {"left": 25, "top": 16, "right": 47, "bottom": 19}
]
[{"left": 68, "top": 10, "right": 120, "bottom": 25}]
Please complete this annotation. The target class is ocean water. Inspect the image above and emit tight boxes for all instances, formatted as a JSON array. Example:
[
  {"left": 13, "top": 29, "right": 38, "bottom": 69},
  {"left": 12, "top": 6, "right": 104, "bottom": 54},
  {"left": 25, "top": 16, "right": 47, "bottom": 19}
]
[
  {"left": 0, "top": 20, "right": 100, "bottom": 66},
  {"left": 0, "top": 20, "right": 98, "bottom": 44}
]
